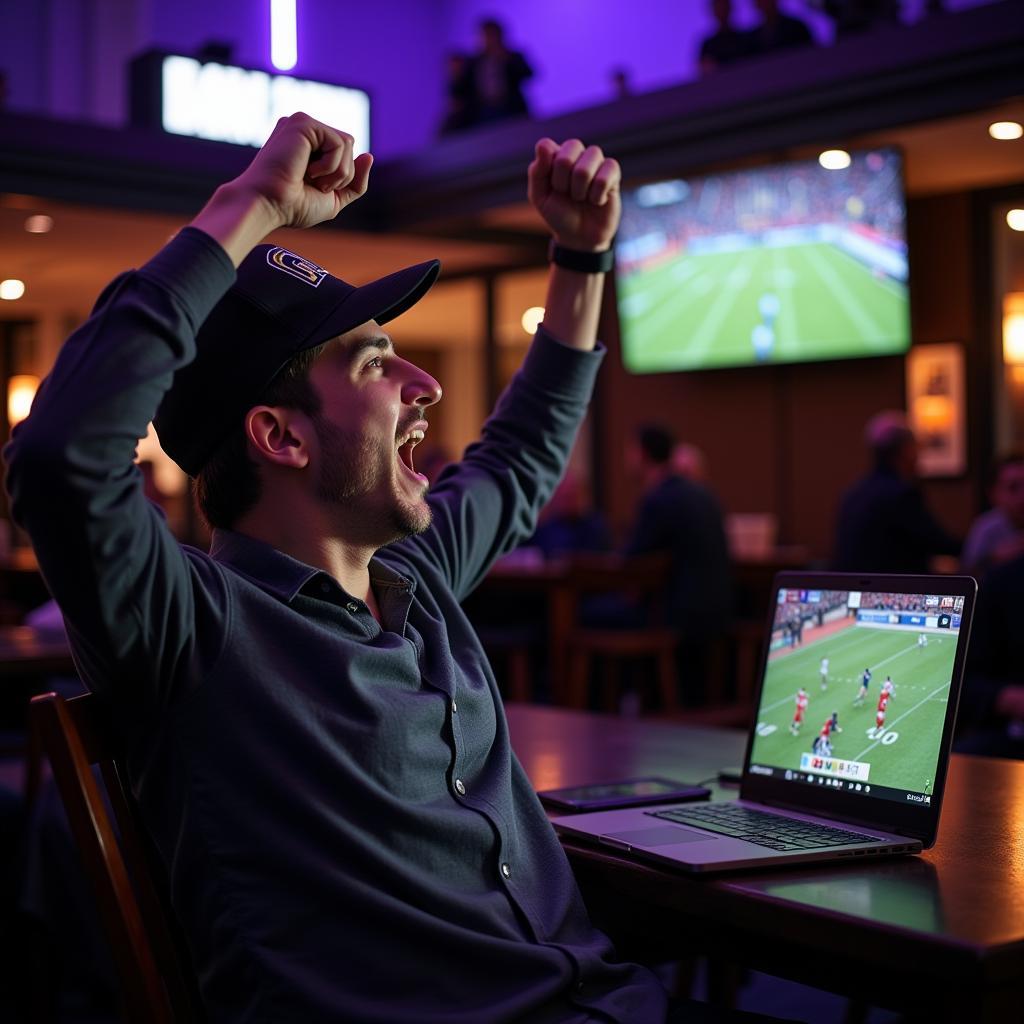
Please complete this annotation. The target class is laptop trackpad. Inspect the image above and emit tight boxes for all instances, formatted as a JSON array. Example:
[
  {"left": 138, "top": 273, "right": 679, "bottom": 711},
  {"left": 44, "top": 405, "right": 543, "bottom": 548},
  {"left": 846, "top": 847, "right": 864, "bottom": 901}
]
[{"left": 604, "top": 826, "right": 714, "bottom": 847}]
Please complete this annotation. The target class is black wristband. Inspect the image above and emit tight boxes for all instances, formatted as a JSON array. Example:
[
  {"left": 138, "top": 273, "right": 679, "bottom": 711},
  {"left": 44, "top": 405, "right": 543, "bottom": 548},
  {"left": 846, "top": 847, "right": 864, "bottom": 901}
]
[{"left": 548, "top": 239, "right": 615, "bottom": 274}]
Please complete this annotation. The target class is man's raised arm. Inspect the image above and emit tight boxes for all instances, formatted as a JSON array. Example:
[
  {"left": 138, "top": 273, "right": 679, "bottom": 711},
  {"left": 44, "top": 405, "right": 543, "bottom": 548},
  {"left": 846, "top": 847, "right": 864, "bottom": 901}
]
[
  {"left": 527, "top": 137, "right": 621, "bottom": 350},
  {"left": 192, "top": 112, "right": 372, "bottom": 265},
  {"left": 3, "top": 114, "right": 369, "bottom": 700}
]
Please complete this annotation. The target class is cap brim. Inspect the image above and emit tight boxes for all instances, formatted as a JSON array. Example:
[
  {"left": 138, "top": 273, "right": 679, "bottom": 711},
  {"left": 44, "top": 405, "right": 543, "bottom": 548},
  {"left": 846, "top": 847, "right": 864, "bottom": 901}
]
[{"left": 295, "top": 258, "right": 441, "bottom": 357}]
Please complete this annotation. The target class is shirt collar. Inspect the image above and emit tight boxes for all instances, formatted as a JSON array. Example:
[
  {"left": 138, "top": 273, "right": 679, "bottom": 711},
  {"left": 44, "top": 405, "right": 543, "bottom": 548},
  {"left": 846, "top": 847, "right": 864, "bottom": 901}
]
[
  {"left": 210, "top": 529, "right": 321, "bottom": 604},
  {"left": 209, "top": 529, "right": 415, "bottom": 603}
]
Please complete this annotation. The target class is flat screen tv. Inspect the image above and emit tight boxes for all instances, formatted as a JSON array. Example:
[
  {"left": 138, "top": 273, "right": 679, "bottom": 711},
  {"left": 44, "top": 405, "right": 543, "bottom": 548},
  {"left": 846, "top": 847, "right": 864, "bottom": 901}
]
[{"left": 614, "top": 148, "right": 910, "bottom": 372}]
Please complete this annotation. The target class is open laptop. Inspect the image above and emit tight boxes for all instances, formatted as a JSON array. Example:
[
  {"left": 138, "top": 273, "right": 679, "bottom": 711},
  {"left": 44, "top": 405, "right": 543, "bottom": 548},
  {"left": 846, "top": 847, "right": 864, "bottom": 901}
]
[{"left": 552, "top": 571, "right": 976, "bottom": 873}]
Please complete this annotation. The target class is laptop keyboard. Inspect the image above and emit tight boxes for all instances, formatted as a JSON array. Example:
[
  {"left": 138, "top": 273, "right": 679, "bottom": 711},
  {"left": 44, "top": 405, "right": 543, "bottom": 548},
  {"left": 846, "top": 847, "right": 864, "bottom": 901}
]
[{"left": 649, "top": 803, "right": 877, "bottom": 851}]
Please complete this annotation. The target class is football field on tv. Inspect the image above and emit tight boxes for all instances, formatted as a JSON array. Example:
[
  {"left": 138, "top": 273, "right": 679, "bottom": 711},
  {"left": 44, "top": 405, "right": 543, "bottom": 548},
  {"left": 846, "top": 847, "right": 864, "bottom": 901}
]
[
  {"left": 748, "top": 624, "right": 958, "bottom": 794},
  {"left": 618, "top": 242, "right": 908, "bottom": 372}
]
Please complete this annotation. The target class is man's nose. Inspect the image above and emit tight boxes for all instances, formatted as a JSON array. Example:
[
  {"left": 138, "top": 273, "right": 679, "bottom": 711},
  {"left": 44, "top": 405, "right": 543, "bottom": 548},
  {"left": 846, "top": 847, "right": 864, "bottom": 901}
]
[{"left": 401, "top": 360, "right": 442, "bottom": 408}]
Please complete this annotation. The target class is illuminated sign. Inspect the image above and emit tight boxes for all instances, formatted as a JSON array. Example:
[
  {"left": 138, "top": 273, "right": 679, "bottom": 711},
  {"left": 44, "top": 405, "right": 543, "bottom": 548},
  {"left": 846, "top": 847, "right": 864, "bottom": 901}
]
[{"left": 130, "top": 52, "right": 369, "bottom": 153}]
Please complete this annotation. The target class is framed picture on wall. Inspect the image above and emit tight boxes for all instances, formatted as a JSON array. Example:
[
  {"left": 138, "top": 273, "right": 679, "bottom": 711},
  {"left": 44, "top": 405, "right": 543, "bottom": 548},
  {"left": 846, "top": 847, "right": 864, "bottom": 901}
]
[{"left": 905, "top": 343, "right": 966, "bottom": 477}]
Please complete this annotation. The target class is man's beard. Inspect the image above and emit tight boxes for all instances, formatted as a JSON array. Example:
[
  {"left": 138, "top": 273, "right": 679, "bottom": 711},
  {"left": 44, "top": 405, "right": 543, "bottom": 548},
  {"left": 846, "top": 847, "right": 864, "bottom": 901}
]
[{"left": 313, "top": 413, "right": 432, "bottom": 543}]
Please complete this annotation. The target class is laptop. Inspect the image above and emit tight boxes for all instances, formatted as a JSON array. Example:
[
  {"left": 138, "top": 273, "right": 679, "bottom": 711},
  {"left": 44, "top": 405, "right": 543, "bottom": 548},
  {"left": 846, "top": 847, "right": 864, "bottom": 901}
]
[{"left": 552, "top": 571, "right": 976, "bottom": 873}]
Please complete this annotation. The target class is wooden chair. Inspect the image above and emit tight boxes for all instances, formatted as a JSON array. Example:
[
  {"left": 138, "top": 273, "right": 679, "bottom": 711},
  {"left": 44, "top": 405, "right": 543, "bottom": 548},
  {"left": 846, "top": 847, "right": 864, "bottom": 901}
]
[
  {"left": 562, "top": 553, "right": 680, "bottom": 713},
  {"left": 29, "top": 690, "right": 204, "bottom": 1023}
]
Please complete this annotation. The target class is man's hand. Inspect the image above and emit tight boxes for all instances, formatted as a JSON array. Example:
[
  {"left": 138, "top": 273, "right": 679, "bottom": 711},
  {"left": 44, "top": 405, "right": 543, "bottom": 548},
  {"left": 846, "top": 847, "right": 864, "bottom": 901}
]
[
  {"left": 233, "top": 112, "right": 373, "bottom": 231},
  {"left": 191, "top": 112, "right": 372, "bottom": 265},
  {"left": 528, "top": 138, "right": 621, "bottom": 252}
]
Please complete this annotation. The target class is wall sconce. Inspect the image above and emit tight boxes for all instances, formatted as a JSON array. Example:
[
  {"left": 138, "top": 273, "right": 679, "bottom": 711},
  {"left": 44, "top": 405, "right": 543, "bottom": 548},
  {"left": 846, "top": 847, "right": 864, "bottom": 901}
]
[
  {"left": 1004, "top": 293, "right": 1024, "bottom": 384},
  {"left": 7, "top": 374, "right": 40, "bottom": 428}
]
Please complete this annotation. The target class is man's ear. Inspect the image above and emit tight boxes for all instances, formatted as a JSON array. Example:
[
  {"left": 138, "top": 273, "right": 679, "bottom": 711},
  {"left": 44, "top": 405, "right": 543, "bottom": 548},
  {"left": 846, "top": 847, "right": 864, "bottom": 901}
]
[{"left": 244, "top": 406, "right": 312, "bottom": 470}]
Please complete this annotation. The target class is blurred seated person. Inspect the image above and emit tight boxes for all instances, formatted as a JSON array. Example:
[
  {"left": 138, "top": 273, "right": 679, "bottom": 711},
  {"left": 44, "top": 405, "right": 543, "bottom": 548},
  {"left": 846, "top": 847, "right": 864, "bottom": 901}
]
[
  {"left": 748, "top": 0, "right": 814, "bottom": 55},
  {"left": 527, "top": 468, "right": 610, "bottom": 561},
  {"left": 698, "top": 0, "right": 755, "bottom": 74},
  {"left": 955, "top": 551, "right": 1024, "bottom": 759},
  {"left": 960, "top": 448, "right": 1024, "bottom": 580},
  {"left": 617, "top": 425, "right": 733, "bottom": 703},
  {"left": 833, "top": 410, "right": 959, "bottom": 573},
  {"left": 455, "top": 18, "right": 533, "bottom": 127},
  {"left": 672, "top": 441, "right": 707, "bottom": 483}
]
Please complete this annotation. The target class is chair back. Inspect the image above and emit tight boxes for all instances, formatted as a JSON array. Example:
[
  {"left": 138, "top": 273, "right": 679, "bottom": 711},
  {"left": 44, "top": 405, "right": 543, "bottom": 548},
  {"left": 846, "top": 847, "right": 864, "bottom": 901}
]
[
  {"left": 565, "top": 552, "right": 672, "bottom": 620},
  {"left": 30, "top": 690, "right": 203, "bottom": 1023}
]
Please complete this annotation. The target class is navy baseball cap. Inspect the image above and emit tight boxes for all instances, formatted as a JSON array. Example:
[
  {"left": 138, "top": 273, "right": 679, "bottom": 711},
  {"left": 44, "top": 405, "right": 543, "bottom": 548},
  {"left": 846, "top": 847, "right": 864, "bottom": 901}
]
[{"left": 155, "top": 244, "right": 440, "bottom": 477}]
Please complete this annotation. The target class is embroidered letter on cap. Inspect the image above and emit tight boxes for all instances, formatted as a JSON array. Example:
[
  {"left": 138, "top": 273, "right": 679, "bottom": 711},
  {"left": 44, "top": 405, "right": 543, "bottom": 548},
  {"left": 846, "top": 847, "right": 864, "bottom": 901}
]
[{"left": 266, "top": 247, "right": 328, "bottom": 287}]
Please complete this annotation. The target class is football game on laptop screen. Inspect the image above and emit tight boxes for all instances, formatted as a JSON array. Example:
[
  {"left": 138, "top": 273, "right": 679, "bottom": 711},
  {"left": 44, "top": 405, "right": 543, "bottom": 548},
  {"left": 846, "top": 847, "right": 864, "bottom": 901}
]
[{"left": 746, "top": 587, "right": 965, "bottom": 808}]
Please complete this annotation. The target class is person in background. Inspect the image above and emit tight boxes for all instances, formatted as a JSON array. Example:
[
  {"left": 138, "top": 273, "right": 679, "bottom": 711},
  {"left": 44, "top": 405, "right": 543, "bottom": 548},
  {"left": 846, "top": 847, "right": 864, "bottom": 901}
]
[
  {"left": 455, "top": 17, "right": 534, "bottom": 127},
  {"left": 807, "top": 0, "right": 901, "bottom": 38},
  {"left": 698, "top": 0, "right": 755, "bottom": 74},
  {"left": 832, "top": 410, "right": 959, "bottom": 573},
  {"left": 625, "top": 423, "right": 733, "bottom": 704},
  {"left": 960, "top": 449, "right": 1024, "bottom": 580},
  {"left": 610, "top": 66, "right": 633, "bottom": 99},
  {"left": 437, "top": 52, "right": 474, "bottom": 135},
  {"left": 955, "top": 549, "right": 1024, "bottom": 760},
  {"left": 748, "top": 0, "right": 815, "bottom": 56},
  {"left": 672, "top": 442, "right": 708, "bottom": 484}
]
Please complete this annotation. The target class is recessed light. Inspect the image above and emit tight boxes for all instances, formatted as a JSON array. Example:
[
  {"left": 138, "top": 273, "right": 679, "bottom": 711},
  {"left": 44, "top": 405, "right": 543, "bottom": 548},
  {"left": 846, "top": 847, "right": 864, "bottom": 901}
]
[
  {"left": 24, "top": 214, "right": 53, "bottom": 233},
  {"left": 989, "top": 121, "right": 1023, "bottom": 141},
  {"left": 0, "top": 279, "right": 26, "bottom": 300},
  {"left": 818, "top": 149, "right": 851, "bottom": 170},
  {"left": 1007, "top": 209, "right": 1024, "bottom": 232}
]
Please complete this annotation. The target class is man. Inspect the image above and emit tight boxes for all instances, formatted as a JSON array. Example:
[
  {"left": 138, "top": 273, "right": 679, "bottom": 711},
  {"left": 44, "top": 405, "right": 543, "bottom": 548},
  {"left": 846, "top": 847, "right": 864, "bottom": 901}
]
[
  {"left": 820, "top": 656, "right": 829, "bottom": 692},
  {"left": 698, "top": 0, "right": 754, "bottom": 75},
  {"left": 749, "top": 0, "right": 814, "bottom": 55},
  {"left": 882, "top": 675, "right": 895, "bottom": 698},
  {"left": 455, "top": 17, "right": 533, "bottom": 127},
  {"left": 960, "top": 449, "right": 1024, "bottom": 580},
  {"left": 791, "top": 687, "right": 809, "bottom": 735},
  {"left": 955, "top": 549, "right": 1024, "bottom": 760},
  {"left": 833, "top": 411, "right": 959, "bottom": 573},
  {"left": 624, "top": 423, "right": 733, "bottom": 703},
  {"left": 5, "top": 114, "right": 675, "bottom": 1022},
  {"left": 874, "top": 688, "right": 891, "bottom": 737},
  {"left": 855, "top": 667, "right": 873, "bottom": 706}
]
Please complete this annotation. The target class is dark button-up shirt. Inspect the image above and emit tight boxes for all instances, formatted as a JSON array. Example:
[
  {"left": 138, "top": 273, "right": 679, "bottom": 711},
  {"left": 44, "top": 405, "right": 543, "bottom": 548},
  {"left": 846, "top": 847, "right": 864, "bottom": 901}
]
[{"left": 5, "top": 228, "right": 666, "bottom": 1022}]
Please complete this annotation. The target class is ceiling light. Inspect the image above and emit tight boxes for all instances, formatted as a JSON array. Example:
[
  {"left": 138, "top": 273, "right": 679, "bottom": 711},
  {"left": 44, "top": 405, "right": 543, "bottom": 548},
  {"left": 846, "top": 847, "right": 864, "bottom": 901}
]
[
  {"left": 0, "top": 279, "right": 25, "bottom": 300},
  {"left": 24, "top": 214, "right": 53, "bottom": 233},
  {"left": 1007, "top": 209, "right": 1024, "bottom": 232},
  {"left": 521, "top": 306, "right": 545, "bottom": 335},
  {"left": 818, "top": 149, "right": 851, "bottom": 170},
  {"left": 989, "top": 121, "right": 1023, "bottom": 141}
]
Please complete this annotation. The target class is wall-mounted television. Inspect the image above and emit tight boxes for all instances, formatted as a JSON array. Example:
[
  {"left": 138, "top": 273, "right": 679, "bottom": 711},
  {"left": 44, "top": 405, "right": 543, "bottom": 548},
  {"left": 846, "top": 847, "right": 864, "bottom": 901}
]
[{"left": 614, "top": 148, "right": 910, "bottom": 373}]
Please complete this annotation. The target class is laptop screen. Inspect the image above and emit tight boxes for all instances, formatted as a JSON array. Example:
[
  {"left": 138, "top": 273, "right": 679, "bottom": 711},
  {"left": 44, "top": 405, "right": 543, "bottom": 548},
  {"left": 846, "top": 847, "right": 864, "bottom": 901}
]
[{"left": 746, "top": 585, "right": 966, "bottom": 809}]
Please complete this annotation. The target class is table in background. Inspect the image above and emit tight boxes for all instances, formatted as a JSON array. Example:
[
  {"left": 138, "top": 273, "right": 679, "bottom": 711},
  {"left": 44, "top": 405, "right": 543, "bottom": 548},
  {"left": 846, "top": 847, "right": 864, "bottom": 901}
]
[{"left": 506, "top": 703, "right": 1024, "bottom": 1023}]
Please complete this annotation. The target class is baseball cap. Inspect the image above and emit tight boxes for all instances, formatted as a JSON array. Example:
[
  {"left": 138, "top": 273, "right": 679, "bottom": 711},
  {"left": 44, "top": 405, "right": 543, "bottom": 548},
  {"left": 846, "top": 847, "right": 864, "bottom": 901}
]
[{"left": 155, "top": 244, "right": 440, "bottom": 476}]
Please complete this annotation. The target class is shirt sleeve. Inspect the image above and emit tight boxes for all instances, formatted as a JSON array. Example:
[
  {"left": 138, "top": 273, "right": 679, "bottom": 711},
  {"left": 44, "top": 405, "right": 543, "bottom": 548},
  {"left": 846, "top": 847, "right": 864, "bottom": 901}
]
[
  {"left": 3, "top": 227, "right": 236, "bottom": 709},
  {"left": 402, "top": 327, "right": 603, "bottom": 601}
]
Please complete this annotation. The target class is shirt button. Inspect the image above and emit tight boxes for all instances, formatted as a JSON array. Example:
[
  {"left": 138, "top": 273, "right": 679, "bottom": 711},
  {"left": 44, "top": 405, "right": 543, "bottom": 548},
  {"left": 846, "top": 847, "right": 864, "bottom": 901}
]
[
  {"left": 500, "top": 862, "right": 511, "bottom": 879},
  {"left": 454, "top": 778, "right": 466, "bottom": 796},
  {"left": 451, "top": 700, "right": 458, "bottom": 714},
  {"left": 346, "top": 601, "right": 360, "bottom": 613}
]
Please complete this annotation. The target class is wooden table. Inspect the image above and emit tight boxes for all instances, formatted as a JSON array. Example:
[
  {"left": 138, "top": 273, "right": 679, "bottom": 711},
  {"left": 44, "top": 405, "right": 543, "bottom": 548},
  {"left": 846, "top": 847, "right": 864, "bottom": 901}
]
[
  {"left": 506, "top": 703, "right": 1024, "bottom": 1022},
  {"left": 0, "top": 625, "right": 75, "bottom": 680}
]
